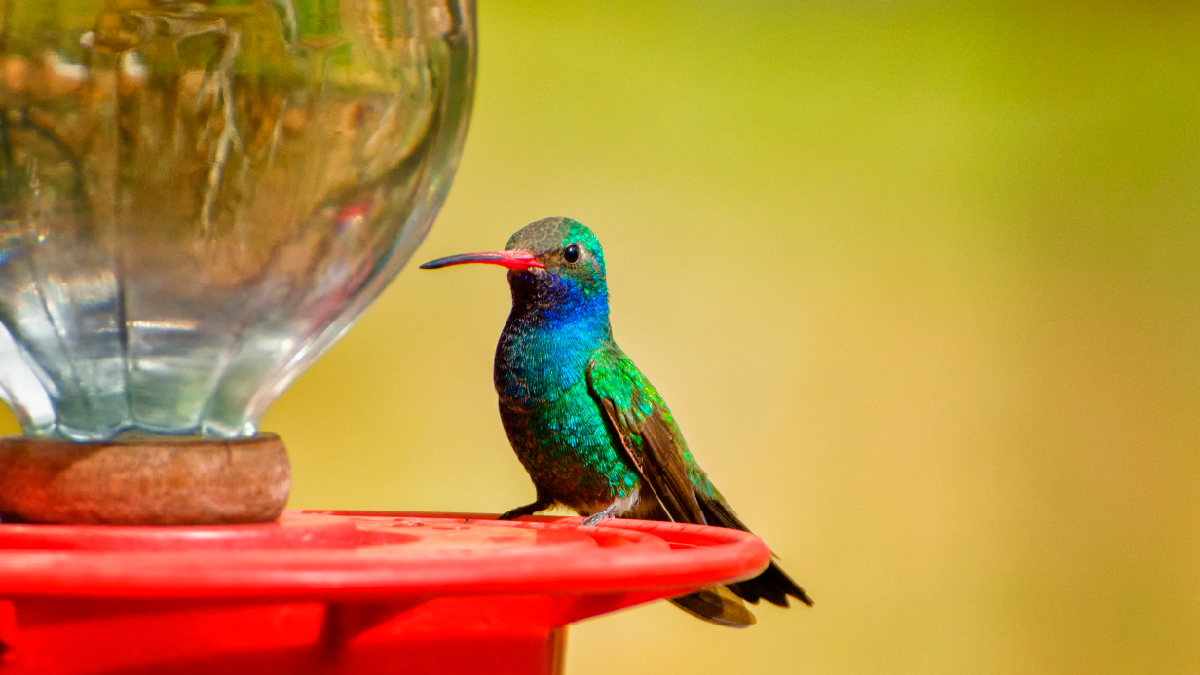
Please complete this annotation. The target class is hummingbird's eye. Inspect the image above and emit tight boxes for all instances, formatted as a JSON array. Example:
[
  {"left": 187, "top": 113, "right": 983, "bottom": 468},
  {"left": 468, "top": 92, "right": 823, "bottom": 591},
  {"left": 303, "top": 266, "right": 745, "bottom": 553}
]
[{"left": 563, "top": 244, "right": 582, "bottom": 264}]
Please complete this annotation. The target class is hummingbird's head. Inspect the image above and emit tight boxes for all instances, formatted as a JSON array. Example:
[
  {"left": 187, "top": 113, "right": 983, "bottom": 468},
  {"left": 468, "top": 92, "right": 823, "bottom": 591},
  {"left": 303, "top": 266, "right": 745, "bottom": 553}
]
[
  {"left": 420, "top": 217, "right": 609, "bottom": 316},
  {"left": 503, "top": 216, "right": 606, "bottom": 286}
]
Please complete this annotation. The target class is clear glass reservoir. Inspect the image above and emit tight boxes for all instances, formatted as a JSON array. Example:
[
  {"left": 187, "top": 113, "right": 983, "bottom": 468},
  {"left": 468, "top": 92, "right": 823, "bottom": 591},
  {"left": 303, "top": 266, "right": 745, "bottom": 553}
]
[{"left": 0, "top": 0, "right": 475, "bottom": 439}]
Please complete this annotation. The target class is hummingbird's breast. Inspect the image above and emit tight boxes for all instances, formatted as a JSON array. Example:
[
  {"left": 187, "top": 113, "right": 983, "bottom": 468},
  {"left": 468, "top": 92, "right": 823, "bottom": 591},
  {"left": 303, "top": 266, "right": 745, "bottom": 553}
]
[
  {"left": 493, "top": 309, "right": 640, "bottom": 509},
  {"left": 493, "top": 297, "right": 609, "bottom": 408}
]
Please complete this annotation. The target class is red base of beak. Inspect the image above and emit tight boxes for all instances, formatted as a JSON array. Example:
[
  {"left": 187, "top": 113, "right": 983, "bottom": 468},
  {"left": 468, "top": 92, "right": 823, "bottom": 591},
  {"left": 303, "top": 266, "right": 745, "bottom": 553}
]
[{"left": 419, "top": 249, "right": 544, "bottom": 271}]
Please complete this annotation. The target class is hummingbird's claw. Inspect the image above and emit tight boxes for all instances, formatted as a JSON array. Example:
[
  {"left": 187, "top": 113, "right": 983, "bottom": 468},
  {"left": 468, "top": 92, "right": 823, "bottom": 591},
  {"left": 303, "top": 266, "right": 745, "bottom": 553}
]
[{"left": 580, "top": 503, "right": 620, "bottom": 527}]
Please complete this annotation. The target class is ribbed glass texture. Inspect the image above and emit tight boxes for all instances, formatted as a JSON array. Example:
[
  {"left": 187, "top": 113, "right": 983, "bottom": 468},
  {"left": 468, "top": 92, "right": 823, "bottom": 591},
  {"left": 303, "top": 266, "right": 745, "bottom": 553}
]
[{"left": 0, "top": 0, "right": 475, "bottom": 439}]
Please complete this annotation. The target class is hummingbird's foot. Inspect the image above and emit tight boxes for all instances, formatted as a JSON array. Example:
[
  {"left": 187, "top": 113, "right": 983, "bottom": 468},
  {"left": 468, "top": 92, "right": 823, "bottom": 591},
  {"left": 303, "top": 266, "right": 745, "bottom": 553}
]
[
  {"left": 497, "top": 499, "right": 552, "bottom": 521},
  {"left": 580, "top": 503, "right": 620, "bottom": 527}
]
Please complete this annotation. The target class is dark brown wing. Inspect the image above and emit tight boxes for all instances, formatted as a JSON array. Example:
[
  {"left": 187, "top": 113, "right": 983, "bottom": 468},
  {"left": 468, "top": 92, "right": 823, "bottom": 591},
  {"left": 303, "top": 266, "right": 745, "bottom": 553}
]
[
  {"left": 587, "top": 347, "right": 812, "bottom": 613},
  {"left": 586, "top": 348, "right": 705, "bottom": 525}
]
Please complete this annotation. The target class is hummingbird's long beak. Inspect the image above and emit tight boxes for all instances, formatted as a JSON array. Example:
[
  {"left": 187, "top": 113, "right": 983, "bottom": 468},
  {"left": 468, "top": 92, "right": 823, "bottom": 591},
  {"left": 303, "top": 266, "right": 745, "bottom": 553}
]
[{"left": 419, "top": 249, "right": 545, "bottom": 271}]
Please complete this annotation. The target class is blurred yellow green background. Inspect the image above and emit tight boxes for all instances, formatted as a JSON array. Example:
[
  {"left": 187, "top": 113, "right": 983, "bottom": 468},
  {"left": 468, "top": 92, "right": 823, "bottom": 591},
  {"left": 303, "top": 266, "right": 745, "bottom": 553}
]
[
  {"left": 8, "top": 1, "right": 1198, "bottom": 673},
  {"left": 284, "top": 2, "right": 1200, "bottom": 673}
]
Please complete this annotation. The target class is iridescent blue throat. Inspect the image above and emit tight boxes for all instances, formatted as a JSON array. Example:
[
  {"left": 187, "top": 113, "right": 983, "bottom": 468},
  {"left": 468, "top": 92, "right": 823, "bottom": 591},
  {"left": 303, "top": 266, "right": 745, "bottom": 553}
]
[{"left": 495, "top": 270, "right": 611, "bottom": 406}]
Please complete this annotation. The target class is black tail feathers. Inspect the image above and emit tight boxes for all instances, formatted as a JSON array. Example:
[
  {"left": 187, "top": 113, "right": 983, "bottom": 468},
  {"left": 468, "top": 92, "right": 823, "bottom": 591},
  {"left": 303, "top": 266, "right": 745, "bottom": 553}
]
[
  {"left": 670, "top": 586, "right": 757, "bottom": 627},
  {"left": 697, "top": 493, "right": 813, "bottom": 608}
]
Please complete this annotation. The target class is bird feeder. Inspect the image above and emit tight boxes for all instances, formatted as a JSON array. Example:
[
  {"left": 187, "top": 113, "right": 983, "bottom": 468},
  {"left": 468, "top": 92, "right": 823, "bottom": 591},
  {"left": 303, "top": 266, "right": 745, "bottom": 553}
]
[
  {"left": 0, "top": 511, "right": 770, "bottom": 673},
  {"left": 0, "top": 0, "right": 475, "bottom": 520}
]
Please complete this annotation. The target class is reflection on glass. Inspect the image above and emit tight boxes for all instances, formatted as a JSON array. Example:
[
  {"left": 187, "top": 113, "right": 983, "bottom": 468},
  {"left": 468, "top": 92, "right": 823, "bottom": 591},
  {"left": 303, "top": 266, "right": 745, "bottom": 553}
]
[{"left": 0, "top": 0, "right": 475, "bottom": 439}]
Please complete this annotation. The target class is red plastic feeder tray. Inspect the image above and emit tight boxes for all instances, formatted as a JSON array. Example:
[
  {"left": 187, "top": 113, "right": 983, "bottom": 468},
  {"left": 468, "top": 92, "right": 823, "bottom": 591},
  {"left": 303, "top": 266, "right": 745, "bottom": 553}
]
[{"left": 0, "top": 511, "right": 770, "bottom": 674}]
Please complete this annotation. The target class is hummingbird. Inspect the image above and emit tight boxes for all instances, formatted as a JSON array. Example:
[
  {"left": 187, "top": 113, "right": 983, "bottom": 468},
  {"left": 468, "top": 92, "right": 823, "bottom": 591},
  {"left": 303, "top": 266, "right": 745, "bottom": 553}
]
[{"left": 420, "top": 217, "right": 812, "bottom": 626}]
